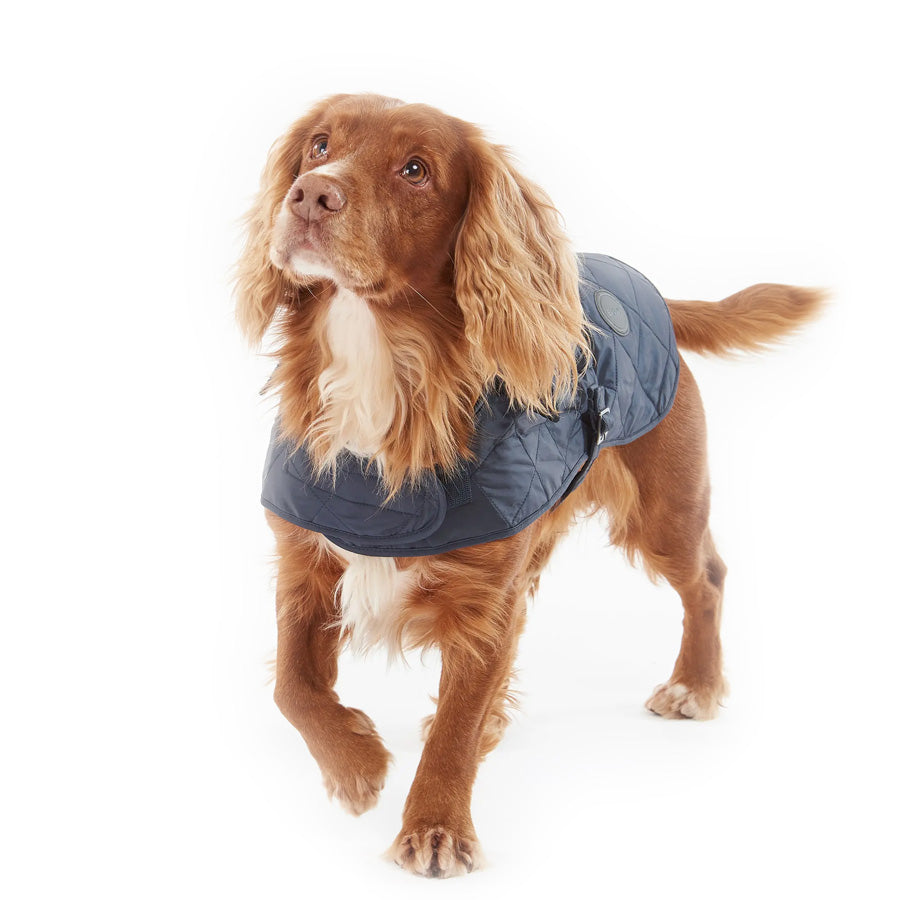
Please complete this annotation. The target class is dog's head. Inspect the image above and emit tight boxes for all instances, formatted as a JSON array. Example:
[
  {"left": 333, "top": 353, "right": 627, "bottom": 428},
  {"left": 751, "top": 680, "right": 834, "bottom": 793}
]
[{"left": 235, "top": 93, "right": 585, "bottom": 413}]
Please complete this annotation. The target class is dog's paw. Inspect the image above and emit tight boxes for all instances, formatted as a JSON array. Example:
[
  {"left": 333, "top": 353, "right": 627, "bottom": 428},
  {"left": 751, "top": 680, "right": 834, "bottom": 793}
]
[
  {"left": 388, "top": 826, "right": 484, "bottom": 878},
  {"left": 644, "top": 680, "right": 726, "bottom": 720},
  {"left": 321, "top": 707, "right": 392, "bottom": 816}
]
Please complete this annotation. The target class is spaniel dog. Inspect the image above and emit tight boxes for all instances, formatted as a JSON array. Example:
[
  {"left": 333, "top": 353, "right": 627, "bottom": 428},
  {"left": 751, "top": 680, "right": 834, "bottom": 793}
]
[{"left": 235, "top": 93, "right": 822, "bottom": 877}]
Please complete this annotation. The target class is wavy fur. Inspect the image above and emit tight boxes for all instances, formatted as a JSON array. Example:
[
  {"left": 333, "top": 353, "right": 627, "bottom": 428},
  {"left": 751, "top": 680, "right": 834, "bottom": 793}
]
[{"left": 453, "top": 131, "right": 589, "bottom": 413}]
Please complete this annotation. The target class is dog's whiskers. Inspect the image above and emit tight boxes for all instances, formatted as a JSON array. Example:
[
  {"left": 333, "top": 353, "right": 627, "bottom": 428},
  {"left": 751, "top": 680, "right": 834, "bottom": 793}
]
[{"left": 403, "top": 282, "right": 457, "bottom": 325}]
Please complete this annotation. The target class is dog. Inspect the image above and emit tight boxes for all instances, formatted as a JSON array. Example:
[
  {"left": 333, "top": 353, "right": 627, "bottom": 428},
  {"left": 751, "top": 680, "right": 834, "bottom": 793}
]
[{"left": 235, "top": 93, "right": 822, "bottom": 877}]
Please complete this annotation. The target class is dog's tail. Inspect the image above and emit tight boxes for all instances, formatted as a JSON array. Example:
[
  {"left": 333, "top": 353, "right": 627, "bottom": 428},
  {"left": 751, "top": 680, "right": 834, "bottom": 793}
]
[{"left": 666, "top": 284, "right": 826, "bottom": 356}]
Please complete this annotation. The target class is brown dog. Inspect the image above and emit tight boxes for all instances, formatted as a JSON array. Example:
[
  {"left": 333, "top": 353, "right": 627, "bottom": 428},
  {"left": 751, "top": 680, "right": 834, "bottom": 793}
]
[{"left": 235, "top": 93, "right": 822, "bottom": 877}]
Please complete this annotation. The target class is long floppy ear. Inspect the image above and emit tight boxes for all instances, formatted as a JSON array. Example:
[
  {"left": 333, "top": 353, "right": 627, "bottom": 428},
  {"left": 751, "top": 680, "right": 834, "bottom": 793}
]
[
  {"left": 453, "top": 136, "right": 587, "bottom": 413},
  {"left": 234, "top": 117, "right": 315, "bottom": 345}
]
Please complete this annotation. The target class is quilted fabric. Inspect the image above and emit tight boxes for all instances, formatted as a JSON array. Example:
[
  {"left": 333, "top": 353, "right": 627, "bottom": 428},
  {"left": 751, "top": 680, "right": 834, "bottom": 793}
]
[{"left": 260, "top": 253, "right": 680, "bottom": 556}]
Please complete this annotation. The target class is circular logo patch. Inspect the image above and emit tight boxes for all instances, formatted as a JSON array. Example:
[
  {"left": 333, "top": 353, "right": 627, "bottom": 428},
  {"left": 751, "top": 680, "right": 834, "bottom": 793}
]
[{"left": 594, "top": 289, "right": 630, "bottom": 336}]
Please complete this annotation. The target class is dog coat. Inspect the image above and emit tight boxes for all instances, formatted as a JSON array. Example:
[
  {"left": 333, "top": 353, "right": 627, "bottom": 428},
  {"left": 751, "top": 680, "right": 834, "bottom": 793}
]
[{"left": 260, "top": 254, "right": 680, "bottom": 557}]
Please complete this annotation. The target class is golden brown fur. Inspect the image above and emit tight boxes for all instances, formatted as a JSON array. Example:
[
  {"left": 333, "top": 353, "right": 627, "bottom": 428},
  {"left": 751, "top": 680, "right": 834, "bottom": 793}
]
[
  {"left": 235, "top": 93, "right": 823, "bottom": 877},
  {"left": 668, "top": 283, "right": 825, "bottom": 356}
]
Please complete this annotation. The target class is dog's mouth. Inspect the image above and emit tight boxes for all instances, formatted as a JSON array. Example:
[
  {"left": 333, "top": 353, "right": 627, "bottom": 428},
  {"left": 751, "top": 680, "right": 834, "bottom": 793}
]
[
  {"left": 269, "top": 222, "right": 344, "bottom": 284},
  {"left": 271, "top": 230, "right": 390, "bottom": 299},
  {"left": 288, "top": 244, "right": 341, "bottom": 283}
]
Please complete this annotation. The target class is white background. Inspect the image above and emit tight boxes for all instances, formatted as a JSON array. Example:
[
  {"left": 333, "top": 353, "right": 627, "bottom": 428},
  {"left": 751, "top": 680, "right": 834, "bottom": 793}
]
[{"left": 3, "top": 1, "right": 898, "bottom": 897}]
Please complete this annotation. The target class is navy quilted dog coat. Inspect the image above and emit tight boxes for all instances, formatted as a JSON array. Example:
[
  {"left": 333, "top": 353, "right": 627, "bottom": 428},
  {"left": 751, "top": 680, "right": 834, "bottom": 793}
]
[{"left": 261, "top": 254, "right": 680, "bottom": 556}]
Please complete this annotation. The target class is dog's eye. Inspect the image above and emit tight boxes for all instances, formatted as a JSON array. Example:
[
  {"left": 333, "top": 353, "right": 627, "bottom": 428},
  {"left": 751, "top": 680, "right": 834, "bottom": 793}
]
[
  {"left": 400, "top": 158, "right": 428, "bottom": 185},
  {"left": 310, "top": 136, "right": 329, "bottom": 159}
]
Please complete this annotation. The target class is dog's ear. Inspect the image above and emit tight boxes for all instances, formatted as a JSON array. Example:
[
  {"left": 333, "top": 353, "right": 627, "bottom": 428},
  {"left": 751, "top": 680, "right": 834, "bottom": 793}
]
[
  {"left": 234, "top": 113, "right": 321, "bottom": 345},
  {"left": 452, "top": 136, "right": 586, "bottom": 413}
]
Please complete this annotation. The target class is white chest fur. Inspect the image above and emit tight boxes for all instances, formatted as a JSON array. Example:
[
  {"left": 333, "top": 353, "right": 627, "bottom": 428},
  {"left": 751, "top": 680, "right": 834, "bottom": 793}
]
[
  {"left": 323, "top": 538, "right": 413, "bottom": 653},
  {"left": 315, "top": 289, "right": 408, "bottom": 651},
  {"left": 316, "top": 287, "right": 396, "bottom": 459}
]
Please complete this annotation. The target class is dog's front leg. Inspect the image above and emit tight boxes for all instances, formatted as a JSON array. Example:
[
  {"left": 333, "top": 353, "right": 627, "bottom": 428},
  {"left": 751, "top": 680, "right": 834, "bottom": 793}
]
[
  {"left": 389, "top": 575, "right": 522, "bottom": 877},
  {"left": 269, "top": 517, "right": 392, "bottom": 815}
]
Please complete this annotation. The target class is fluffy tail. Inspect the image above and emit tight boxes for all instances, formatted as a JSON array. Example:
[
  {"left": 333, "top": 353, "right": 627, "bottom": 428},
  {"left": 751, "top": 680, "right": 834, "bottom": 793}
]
[{"left": 666, "top": 284, "right": 826, "bottom": 356}]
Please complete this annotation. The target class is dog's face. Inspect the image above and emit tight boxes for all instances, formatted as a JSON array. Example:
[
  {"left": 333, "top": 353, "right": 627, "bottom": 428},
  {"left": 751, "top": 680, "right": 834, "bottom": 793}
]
[
  {"left": 268, "top": 94, "right": 472, "bottom": 300},
  {"left": 236, "top": 92, "right": 587, "bottom": 416}
]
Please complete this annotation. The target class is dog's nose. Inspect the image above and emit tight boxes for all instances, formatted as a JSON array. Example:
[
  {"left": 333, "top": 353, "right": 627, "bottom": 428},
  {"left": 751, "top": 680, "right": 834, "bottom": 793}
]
[{"left": 288, "top": 173, "right": 346, "bottom": 221}]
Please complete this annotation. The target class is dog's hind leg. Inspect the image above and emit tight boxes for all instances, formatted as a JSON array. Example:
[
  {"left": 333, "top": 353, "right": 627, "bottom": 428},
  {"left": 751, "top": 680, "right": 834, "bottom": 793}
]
[
  {"left": 642, "top": 526, "right": 728, "bottom": 720},
  {"left": 268, "top": 513, "right": 392, "bottom": 814},
  {"left": 596, "top": 361, "right": 729, "bottom": 719}
]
